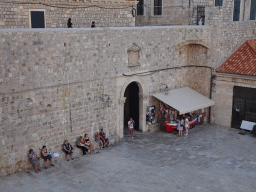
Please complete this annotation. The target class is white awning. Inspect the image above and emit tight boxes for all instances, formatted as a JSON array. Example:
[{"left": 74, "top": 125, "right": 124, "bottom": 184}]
[{"left": 152, "top": 87, "right": 214, "bottom": 114}]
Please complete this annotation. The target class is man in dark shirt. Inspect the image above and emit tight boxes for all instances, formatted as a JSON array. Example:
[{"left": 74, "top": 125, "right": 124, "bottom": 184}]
[
  {"left": 91, "top": 21, "right": 96, "bottom": 28},
  {"left": 99, "top": 129, "right": 109, "bottom": 148}
]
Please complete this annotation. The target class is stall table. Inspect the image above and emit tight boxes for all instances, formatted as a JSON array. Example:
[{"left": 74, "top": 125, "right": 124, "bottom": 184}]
[{"left": 166, "top": 123, "right": 177, "bottom": 132}]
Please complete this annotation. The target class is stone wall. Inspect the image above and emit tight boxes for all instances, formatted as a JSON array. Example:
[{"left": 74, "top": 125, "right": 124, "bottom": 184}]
[
  {"left": 0, "top": 0, "right": 136, "bottom": 28},
  {"left": 1, "top": 12, "right": 256, "bottom": 176},
  {"left": 135, "top": 0, "right": 189, "bottom": 26},
  {"left": 135, "top": 0, "right": 217, "bottom": 26},
  {"left": 0, "top": 26, "right": 212, "bottom": 175}
]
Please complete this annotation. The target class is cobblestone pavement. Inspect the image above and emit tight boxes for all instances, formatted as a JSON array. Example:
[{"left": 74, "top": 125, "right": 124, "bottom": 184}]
[{"left": 1, "top": 125, "right": 256, "bottom": 192}]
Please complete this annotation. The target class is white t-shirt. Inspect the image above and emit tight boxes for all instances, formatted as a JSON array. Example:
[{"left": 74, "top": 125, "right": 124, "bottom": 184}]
[
  {"left": 185, "top": 118, "right": 189, "bottom": 128},
  {"left": 128, "top": 121, "right": 134, "bottom": 129}
]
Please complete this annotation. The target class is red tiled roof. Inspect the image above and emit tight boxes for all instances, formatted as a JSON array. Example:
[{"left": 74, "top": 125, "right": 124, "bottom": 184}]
[{"left": 216, "top": 39, "right": 256, "bottom": 76}]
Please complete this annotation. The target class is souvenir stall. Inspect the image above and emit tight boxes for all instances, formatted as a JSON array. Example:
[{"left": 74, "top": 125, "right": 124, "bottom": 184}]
[
  {"left": 152, "top": 87, "right": 215, "bottom": 133},
  {"left": 159, "top": 102, "right": 178, "bottom": 132},
  {"left": 146, "top": 106, "right": 156, "bottom": 124}
]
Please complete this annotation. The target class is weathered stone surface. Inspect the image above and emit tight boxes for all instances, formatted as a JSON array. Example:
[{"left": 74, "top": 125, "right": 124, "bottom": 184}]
[
  {"left": 0, "top": 0, "right": 137, "bottom": 29},
  {"left": 1, "top": 125, "right": 256, "bottom": 191},
  {"left": 1, "top": 2, "right": 256, "bottom": 175}
]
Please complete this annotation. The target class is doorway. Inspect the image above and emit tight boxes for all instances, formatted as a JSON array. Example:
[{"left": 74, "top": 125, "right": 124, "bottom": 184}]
[
  {"left": 231, "top": 86, "right": 256, "bottom": 128},
  {"left": 124, "top": 82, "right": 140, "bottom": 131},
  {"left": 30, "top": 10, "right": 45, "bottom": 28}
]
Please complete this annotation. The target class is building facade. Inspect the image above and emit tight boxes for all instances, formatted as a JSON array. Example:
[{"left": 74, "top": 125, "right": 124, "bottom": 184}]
[
  {"left": 0, "top": 0, "right": 137, "bottom": 28},
  {"left": 135, "top": 0, "right": 256, "bottom": 26},
  {"left": 212, "top": 39, "right": 256, "bottom": 128}
]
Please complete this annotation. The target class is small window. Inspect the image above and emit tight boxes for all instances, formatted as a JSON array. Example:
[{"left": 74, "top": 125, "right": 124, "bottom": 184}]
[
  {"left": 197, "top": 6, "right": 205, "bottom": 25},
  {"left": 215, "top": 0, "right": 223, "bottom": 6},
  {"left": 30, "top": 10, "right": 45, "bottom": 28},
  {"left": 250, "top": 0, "right": 256, "bottom": 20},
  {"left": 233, "top": 0, "right": 241, "bottom": 21},
  {"left": 137, "top": 0, "right": 144, "bottom": 16},
  {"left": 154, "top": 0, "right": 162, "bottom": 15}
]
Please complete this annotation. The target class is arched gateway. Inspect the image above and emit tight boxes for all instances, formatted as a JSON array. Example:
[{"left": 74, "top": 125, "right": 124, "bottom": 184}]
[
  {"left": 124, "top": 82, "right": 140, "bottom": 131},
  {"left": 117, "top": 77, "right": 149, "bottom": 139}
]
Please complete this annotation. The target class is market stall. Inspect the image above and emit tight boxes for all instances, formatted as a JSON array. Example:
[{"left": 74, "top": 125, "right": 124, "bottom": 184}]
[{"left": 152, "top": 87, "right": 215, "bottom": 133}]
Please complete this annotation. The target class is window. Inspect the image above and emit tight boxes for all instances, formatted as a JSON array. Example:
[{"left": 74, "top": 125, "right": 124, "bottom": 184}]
[
  {"left": 215, "top": 0, "right": 223, "bottom": 6},
  {"left": 154, "top": 0, "right": 162, "bottom": 15},
  {"left": 233, "top": 0, "right": 241, "bottom": 21},
  {"left": 197, "top": 6, "right": 205, "bottom": 25},
  {"left": 250, "top": 0, "right": 256, "bottom": 20},
  {"left": 137, "top": 0, "right": 144, "bottom": 16},
  {"left": 30, "top": 10, "right": 45, "bottom": 28}
]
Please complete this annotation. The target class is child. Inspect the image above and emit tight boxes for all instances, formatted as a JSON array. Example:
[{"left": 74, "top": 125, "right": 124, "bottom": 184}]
[
  {"left": 128, "top": 118, "right": 135, "bottom": 139},
  {"left": 95, "top": 132, "right": 103, "bottom": 149}
]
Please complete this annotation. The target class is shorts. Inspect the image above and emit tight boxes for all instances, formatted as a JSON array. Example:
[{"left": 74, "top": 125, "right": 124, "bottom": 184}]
[
  {"left": 64, "top": 150, "right": 73, "bottom": 155},
  {"left": 129, "top": 128, "right": 134, "bottom": 131},
  {"left": 96, "top": 139, "right": 101, "bottom": 143},
  {"left": 42, "top": 154, "right": 52, "bottom": 161},
  {"left": 101, "top": 138, "right": 108, "bottom": 142},
  {"left": 30, "top": 160, "right": 40, "bottom": 167}
]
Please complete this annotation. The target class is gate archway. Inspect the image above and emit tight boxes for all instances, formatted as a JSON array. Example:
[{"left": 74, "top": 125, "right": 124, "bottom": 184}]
[
  {"left": 117, "top": 77, "right": 149, "bottom": 139},
  {"left": 124, "top": 82, "right": 140, "bottom": 131}
]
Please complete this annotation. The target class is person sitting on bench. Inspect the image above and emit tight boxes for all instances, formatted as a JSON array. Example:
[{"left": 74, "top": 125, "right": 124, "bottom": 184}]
[
  {"left": 41, "top": 146, "right": 54, "bottom": 169},
  {"left": 99, "top": 129, "right": 109, "bottom": 148},
  {"left": 76, "top": 136, "right": 88, "bottom": 155}
]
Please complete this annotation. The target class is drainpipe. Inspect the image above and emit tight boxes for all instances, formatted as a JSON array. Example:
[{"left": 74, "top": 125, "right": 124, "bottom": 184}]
[{"left": 209, "top": 72, "right": 216, "bottom": 124}]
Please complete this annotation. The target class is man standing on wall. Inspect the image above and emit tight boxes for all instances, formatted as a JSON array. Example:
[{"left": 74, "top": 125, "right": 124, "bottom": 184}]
[
  {"left": 128, "top": 118, "right": 135, "bottom": 139},
  {"left": 91, "top": 21, "right": 96, "bottom": 28}
]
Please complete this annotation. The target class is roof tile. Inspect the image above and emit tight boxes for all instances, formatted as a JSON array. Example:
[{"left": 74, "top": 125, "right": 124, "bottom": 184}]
[{"left": 216, "top": 39, "right": 256, "bottom": 76}]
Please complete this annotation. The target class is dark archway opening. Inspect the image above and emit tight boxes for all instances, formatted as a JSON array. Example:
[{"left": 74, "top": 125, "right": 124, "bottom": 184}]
[{"left": 124, "top": 82, "right": 140, "bottom": 131}]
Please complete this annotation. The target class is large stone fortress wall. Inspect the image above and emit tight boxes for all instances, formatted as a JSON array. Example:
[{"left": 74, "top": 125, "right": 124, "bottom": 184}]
[
  {"left": 1, "top": 0, "right": 256, "bottom": 177},
  {"left": 0, "top": 0, "right": 137, "bottom": 28},
  {"left": 0, "top": 26, "right": 211, "bottom": 175}
]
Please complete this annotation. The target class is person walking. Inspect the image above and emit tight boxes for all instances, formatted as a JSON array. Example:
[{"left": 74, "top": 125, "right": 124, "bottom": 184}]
[
  {"left": 128, "top": 118, "right": 135, "bottom": 139},
  {"left": 67, "top": 18, "right": 73, "bottom": 28}
]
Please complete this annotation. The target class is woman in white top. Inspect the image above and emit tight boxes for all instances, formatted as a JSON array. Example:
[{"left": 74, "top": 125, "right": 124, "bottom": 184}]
[
  {"left": 128, "top": 118, "right": 135, "bottom": 139},
  {"left": 184, "top": 115, "right": 190, "bottom": 136}
]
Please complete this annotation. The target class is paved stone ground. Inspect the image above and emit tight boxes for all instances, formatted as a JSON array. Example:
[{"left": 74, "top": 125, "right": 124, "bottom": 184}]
[{"left": 1, "top": 124, "right": 256, "bottom": 192}]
